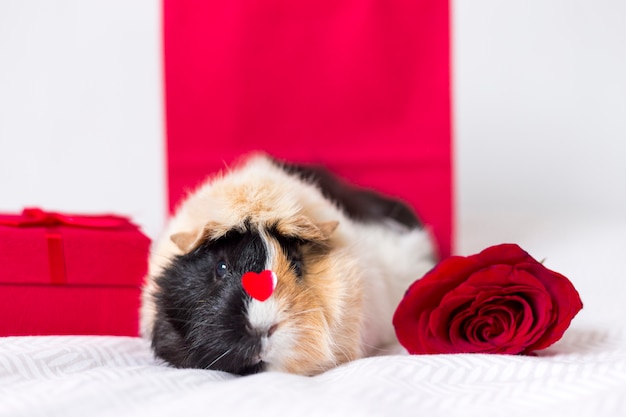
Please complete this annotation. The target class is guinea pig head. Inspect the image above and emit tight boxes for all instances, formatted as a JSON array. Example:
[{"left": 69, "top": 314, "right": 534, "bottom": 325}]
[{"left": 151, "top": 217, "right": 364, "bottom": 376}]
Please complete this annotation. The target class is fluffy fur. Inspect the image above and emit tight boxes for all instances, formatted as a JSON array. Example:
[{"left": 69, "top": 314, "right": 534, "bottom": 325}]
[{"left": 141, "top": 153, "right": 436, "bottom": 376}]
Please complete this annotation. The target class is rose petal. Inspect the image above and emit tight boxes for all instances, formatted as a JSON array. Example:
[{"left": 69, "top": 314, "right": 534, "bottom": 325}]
[
  {"left": 474, "top": 244, "right": 538, "bottom": 268},
  {"left": 465, "top": 266, "right": 555, "bottom": 327},
  {"left": 474, "top": 300, "right": 527, "bottom": 353},
  {"left": 471, "top": 270, "right": 555, "bottom": 352},
  {"left": 449, "top": 299, "right": 518, "bottom": 353},
  {"left": 393, "top": 256, "right": 483, "bottom": 354},
  {"left": 449, "top": 308, "right": 487, "bottom": 353},
  {"left": 518, "top": 263, "right": 583, "bottom": 352},
  {"left": 428, "top": 294, "right": 474, "bottom": 352},
  {"left": 431, "top": 266, "right": 555, "bottom": 354}
]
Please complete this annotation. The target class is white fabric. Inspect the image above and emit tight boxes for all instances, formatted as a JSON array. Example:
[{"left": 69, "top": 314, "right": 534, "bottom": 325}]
[{"left": 1, "top": 327, "right": 625, "bottom": 417}]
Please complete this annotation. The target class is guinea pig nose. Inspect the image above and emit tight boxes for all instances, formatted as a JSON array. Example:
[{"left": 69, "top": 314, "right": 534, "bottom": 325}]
[{"left": 241, "top": 270, "right": 277, "bottom": 302}]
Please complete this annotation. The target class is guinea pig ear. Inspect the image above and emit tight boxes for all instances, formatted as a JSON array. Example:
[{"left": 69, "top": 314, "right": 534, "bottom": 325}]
[
  {"left": 317, "top": 220, "right": 339, "bottom": 240},
  {"left": 170, "top": 230, "right": 201, "bottom": 253},
  {"left": 278, "top": 216, "right": 339, "bottom": 242},
  {"left": 170, "top": 221, "right": 222, "bottom": 253}
]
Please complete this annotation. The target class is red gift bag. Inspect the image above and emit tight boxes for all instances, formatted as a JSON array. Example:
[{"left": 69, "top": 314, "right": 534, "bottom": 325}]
[{"left": 164, "top": 0, "right": 452, "bottom": 256}]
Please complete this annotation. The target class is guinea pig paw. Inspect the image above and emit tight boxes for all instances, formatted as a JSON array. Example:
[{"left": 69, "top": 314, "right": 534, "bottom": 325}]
[{"left": 242, "top": 270, "right": 277, "bottom": 302}]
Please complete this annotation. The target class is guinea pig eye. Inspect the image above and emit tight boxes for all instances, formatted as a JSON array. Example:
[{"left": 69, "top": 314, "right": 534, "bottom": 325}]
[{"left": 215, "top": 260, "right": 228, "bottom": 279}]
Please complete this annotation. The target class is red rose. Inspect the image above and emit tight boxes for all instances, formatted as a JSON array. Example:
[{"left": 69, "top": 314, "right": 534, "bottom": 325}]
[{"left": 393, "top": 244, "right": 583, "bottom": 355}]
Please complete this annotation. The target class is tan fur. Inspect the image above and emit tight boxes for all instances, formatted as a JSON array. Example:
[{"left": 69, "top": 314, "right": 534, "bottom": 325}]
[
  {"left": 274, "top": 216, "right": 339, "bottom": 242},
  {"left": 169, "top": 231, "right": 197, "bottom": 253},
  {"left": 265, "top": 235, "right": 363, "bottom": 375}
]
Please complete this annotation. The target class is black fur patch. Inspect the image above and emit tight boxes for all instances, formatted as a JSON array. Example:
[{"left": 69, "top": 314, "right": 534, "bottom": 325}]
[
  {"left": 152, "top": 229, "right": 268, "bottom": 375},
  {"left": 275, "top": 160, "right": 422, "bottom": 229}
]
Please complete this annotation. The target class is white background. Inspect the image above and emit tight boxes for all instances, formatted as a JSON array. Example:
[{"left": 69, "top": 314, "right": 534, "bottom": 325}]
[
  {"left": 1, "top": 1, "right": 625, "bottom": 325},
  {"left": 455, "top": 0, "right": 626, "bottom": 248},
  {"left": 452, "top": 0, "right": 626, "bottom": 326},
  {"left": 0, "top": 1, "right": 164, "bottom": 238}
]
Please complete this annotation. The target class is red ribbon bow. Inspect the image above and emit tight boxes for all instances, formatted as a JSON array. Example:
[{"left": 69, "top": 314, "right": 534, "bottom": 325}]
[
  {"left": 0, "top": 207, "right": 134, "bottom": 229},
  {"left": 0, "top": 208, "right": 137, "bottom": 285}
]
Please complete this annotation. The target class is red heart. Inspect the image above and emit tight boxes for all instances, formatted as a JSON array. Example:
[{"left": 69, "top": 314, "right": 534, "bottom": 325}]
[{"left": 241, "top": 270, "right": 277, "bottom": 302}]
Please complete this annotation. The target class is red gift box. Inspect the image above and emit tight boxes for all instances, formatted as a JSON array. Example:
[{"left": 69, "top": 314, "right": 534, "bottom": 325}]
[{"left": 0, "top": 208, "right": 151, "bottom": 336}]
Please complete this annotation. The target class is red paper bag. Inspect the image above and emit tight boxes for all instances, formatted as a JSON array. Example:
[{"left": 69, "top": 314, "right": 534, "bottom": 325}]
[
  {"left": 164, "top": 0, "right": 452, "bottom": 256},
  {"left": 0, "top": 208, "right": 151, "bottom": 336}
]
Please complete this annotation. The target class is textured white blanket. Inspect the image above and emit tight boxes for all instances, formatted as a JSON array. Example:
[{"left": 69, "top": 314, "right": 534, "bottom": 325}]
[{"left": 1, "top": 326, "right": 625, "bottom": 417}]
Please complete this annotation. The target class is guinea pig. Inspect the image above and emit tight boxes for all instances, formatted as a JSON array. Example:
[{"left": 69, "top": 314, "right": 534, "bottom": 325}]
[{"left": 141, "top": 153, "right": 436, "bottom": 376}]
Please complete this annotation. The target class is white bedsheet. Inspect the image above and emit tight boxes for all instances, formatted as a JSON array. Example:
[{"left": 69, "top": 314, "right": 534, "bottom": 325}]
[{"left": 1, "top": 326, "right": 625, "bottom": 417}]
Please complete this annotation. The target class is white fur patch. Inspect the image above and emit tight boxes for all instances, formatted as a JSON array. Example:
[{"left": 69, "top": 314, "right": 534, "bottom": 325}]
[
  {"left": 245, "top": 228, "right": 284, "bottom": 365},
  {"left": 246, "top": 297, "right": 279, "bottom": 333},
  {"left": 348, "top": 222, "right": 435, "bottom": 353},
  {"left": 246, "top": 229, "right": 279, "bottom": 333}
]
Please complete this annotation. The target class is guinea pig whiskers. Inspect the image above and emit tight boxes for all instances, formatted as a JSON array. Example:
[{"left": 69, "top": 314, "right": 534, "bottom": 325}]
[
  {"left": 244, "top": 343, "right": 264, "bottom": 364},
  {"left": 288, "top": 308, "right": 324, "bottom": 318},
  {"left": 192, "top": 322, "right": 227, "bottom": 329},
  {"left": 164, "top": 315, "right": 226, "bottom": 330},
  {"left": 146, "top": 250, "right": 173, "bottom": 263},
  {"left": 331, "top": 341, "right": 355, "bottom": 364},
  {"left": 204, "top": 347, "right": 234, "bottom": 370},
  {"left": 359, "top": 341, "right": 393, "bottom": 354}
]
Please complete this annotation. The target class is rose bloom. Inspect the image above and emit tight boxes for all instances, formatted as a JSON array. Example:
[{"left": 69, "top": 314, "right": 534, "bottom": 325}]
[{"left": 393, "top": 244, "right": 583, "bottom": 355}]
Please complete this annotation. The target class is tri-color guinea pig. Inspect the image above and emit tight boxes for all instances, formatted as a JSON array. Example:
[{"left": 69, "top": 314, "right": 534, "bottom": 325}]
[{"left": 141, "top": 154, "right": 436, "bottom": 376}]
